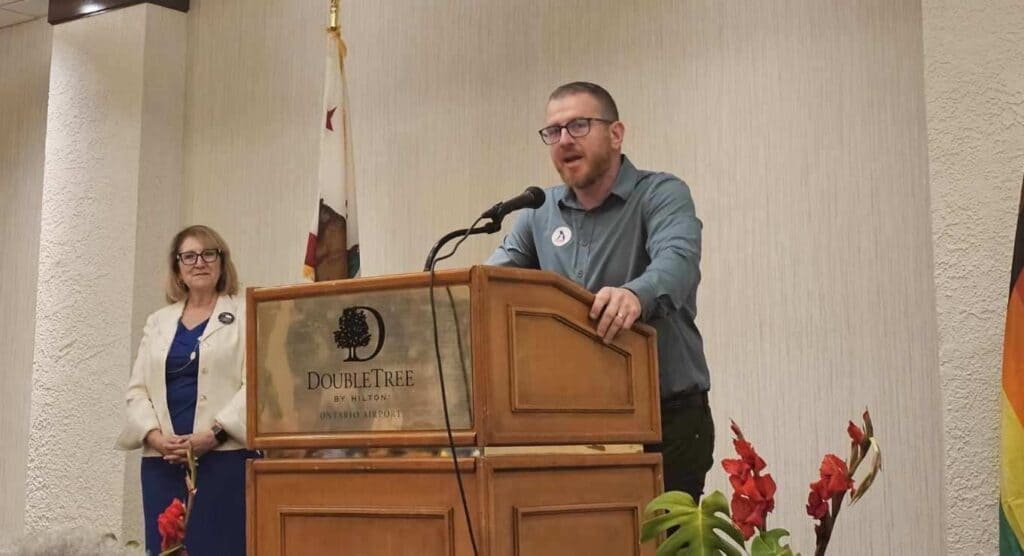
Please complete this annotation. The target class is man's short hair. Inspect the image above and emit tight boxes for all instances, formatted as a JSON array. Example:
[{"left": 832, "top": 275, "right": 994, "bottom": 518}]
[{"left": 548, "top": 82, "right": 619, "bottom": 121}]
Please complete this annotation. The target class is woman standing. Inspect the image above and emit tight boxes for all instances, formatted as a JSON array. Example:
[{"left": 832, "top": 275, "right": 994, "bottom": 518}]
[{"left": 116, "top": 225, "right": 254, "bottom": 555}]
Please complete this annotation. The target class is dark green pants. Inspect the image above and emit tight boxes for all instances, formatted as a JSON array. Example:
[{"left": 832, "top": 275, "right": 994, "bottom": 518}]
[{"left": 644, "top": 403, "right": 715, "bottom": 501}]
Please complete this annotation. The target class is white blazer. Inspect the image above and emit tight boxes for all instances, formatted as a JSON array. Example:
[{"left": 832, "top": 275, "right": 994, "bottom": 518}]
[{"left": 115, "top": 294, "right": 247, "bottom": 456}]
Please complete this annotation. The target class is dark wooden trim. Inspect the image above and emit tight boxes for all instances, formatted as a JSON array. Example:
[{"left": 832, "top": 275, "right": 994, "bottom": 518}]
[{"left": 49, "top": 0, "right": 188, "bottom": 25}]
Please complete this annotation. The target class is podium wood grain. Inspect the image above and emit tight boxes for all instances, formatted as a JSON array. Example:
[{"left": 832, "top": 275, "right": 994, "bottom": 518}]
[{"left": 247, "top": 267, "right": 663, "bottom": 555}]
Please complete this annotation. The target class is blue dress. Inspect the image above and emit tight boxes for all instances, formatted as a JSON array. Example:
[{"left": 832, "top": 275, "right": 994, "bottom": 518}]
[{"left": 141, "top": 318, "right": 258, "bottom": 556}]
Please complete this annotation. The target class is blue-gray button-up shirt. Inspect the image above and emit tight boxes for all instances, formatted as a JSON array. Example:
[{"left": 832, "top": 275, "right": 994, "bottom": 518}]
[{"left": 486, "top": 155, "right": 710, "bottom": 399}]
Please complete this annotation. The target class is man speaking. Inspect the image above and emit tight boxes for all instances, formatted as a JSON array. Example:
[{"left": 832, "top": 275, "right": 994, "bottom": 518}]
[{"left": 487, "top": 82, "right": 713, "bottom": 501}]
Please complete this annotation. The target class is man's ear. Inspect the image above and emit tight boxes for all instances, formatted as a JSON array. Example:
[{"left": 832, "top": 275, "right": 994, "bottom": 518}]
[{"left": 610, "top": 121, "right": 625, "bottom": 149}]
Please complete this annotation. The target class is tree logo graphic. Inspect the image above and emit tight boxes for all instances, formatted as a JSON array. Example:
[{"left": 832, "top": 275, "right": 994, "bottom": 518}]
[{"left": 333, "top": 306, "right": 386, "bottom": 362}]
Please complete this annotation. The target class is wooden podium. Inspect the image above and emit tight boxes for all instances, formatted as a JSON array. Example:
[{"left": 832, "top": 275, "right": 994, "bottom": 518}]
[{"left": 246, "top": 266, "right": 662, "bottom": 555}]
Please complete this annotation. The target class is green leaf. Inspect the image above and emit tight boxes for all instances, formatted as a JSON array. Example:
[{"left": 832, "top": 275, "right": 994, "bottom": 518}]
[
  {"left": 750, "top": 528, "right": 796, "bottom": 556},
  {"left": 641, "top": 490, "right": 747, "bottom": 556}
]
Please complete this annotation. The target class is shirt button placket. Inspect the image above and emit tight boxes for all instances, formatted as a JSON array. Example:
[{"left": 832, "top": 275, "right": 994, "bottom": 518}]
[{"left": 577, "top": 213, "right": 589, "bottom": 280}]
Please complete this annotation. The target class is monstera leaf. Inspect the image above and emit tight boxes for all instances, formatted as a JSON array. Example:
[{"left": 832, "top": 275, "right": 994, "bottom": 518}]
[
  {"left": 750, "top": 528, "right": 797, "bottom": 556},
  {"left": 641, "top": 490, "right": 746, "bottom": 556}
]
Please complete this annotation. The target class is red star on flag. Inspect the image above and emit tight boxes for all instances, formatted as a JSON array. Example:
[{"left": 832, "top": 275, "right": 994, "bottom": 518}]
[{"left": 325, "top": 107, "right": 337, "bottom": 131}]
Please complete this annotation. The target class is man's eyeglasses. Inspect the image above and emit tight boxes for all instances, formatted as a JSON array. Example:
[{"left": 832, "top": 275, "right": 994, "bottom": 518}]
[
  {"left": 538, "top": 117, "right": 613, "bottom": 145},
  {"left": 177, "top": 249, "right": 221, "bottom": 266}
]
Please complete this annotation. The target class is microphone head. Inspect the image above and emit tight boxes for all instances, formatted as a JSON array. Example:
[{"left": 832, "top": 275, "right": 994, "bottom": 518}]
[
  {"left": 481, "top": 186, "right": 547, "bottom": 220},
  {"left": 524, "top": 186, "right": 546, "bottom": 209}
]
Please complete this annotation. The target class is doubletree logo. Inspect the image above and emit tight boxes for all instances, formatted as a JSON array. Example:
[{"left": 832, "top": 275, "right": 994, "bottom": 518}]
[{"left": 333, "top": 306, "right": 386, "bottom": 362}]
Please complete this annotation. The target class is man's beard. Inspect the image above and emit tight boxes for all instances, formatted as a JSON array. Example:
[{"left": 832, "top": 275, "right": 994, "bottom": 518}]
[{"left": 560, "top": 149, "right": 614, "bottom": 190}]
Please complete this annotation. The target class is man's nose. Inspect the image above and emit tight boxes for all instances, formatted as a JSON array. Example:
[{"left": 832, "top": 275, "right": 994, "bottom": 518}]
[{"left": 556, "top": 127, "right": 575, "bottom": 146}]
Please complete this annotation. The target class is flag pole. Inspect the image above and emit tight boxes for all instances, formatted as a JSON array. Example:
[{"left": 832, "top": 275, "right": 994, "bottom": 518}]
[
  {"left": 329, "top": 0, "right": 339, "bottom": 31},
  {"left": 328, "top": 0, "right": 346, "bottom": 59}
]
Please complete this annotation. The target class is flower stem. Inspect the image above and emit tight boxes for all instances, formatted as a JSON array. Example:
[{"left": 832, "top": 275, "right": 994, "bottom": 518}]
[
  {"left": 814, "top": 485, "right": 848, "bottom": 555},
  {"left": 182, "top": 446, "right": 198, "bottom": 538}
]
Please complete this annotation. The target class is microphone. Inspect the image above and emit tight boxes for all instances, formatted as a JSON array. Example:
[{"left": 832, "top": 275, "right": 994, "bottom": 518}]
[
  {"left": 423, "top": 187, "right": 545, "bottom": 272},
  {"left": 481, "top": 186, "right": 546, "bottom": 220}
]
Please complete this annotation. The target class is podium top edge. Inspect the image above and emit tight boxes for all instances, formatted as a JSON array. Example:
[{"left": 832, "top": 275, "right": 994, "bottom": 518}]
[
  {"left": 246, "top": 266, "right": 584, "bottom": 302},
  {"left": 246, "top": 267, "right": 474, "bottom": 300},
  {"left": 244, "top": 266, "right": 655, "bottom": 336}
]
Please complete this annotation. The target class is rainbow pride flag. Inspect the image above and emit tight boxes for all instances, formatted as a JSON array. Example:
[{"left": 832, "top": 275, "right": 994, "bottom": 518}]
[{"left": 1001, "top": 177, "right": 1024, "bottom": 556}]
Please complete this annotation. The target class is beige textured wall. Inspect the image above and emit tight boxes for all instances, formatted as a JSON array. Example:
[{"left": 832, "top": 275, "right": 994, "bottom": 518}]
[
  {"left": 120, "top": 5, "right": 188, "bottom": 543},
  {"left": 27, "top": 7, "right": 142, "bottom": 532},
  {"left": 183, "top": 0, "right": 324, "bottom": 286},
  {"left": 923, "top": 1, "right": 1024, "bottom": 554},
  {"left": 27, "top": 4, "right": 186, "bottom": 535},
  {"left": 184, "top": 1, "right": 943, "bottom": 553},
  {"left": 0, "top": 18, "right": 51, "bottom": 538}
]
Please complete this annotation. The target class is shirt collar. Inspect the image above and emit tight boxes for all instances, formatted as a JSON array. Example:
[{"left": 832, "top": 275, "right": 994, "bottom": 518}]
[
  {"left": 610, "top": 155, "right": 639, "bottom": 201},
  {"left": 558, "top": 155, "right": 638, "bottom": 210}
]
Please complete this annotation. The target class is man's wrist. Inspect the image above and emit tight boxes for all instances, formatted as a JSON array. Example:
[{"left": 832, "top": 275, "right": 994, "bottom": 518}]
[{"left": 211, "top": 423, "right": 229, "bottom": 445}]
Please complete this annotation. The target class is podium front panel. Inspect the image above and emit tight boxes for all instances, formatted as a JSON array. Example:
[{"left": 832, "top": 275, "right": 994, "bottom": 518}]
[
  {"left": 479, "top": 272, "right": 661, "bottom": 445},
  {"left": 484, "top": 453, "right": 661, "bottom": 556},
  {"left": 251, "top": 283, "right": 473, "bottom": 447},
  {"left": 249, "top": 458, "right": 481, "bottom": 556}
]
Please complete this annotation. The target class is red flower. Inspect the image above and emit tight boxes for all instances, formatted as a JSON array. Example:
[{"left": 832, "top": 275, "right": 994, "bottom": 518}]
[
  {"left": 730, "top": 497, "right": 759, "bottom": 538},
  {"left": 814, "top": 454, "right": 853, "bottom": 498},
  {"left": 721, "top": 422, "right": 775, "bottom": 540},
  {"left": 806, "top": 489, "right": 829, "bottom": 519},
  {"left": 806, "top": 454, "right": 854, "bottom": 522},
  {"left": 847, "top": 421, "right": 865, "bottom": 445},
  {"left": 158, "top": 498, "right": 186, "bottom": 551},
  {"left": 728, "top": 421, "right": 766, "bottom": 473},
  {"left": 730, "top": 473, "right": 778, "bottom": 538}
]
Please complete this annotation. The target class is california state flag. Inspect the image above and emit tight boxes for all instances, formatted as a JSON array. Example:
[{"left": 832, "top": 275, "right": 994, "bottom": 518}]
[{"left": 303, "top": 25, "right": 359, "bottom": 281}]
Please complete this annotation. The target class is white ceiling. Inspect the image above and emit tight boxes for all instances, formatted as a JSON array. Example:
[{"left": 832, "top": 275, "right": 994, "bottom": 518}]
[{"left": 0, "top": 0, "right": 47, "bottom": 29}]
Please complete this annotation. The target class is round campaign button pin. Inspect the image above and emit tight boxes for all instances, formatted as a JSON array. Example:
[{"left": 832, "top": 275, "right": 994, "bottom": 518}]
[
  {"left": 218, "top": 312, "right": 235, "bottom": 325},
  {"left": 551, "top": 226, "right": 572, "bottom": 247}
]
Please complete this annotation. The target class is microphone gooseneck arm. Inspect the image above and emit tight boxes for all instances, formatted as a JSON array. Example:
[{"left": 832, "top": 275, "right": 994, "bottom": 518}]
[
  {"left": 422, "top": 220, "right": 502, "bottom": 272},
  {"left": 423, "top": 186, "right": 545, "bottom": 272}
]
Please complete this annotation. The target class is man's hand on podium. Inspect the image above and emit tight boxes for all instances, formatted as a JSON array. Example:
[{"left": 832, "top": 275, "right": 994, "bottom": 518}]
[{"left": 590, "top": 286, "right": 641, "bottom": 344}]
